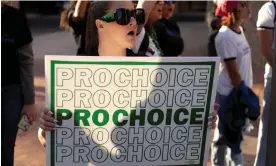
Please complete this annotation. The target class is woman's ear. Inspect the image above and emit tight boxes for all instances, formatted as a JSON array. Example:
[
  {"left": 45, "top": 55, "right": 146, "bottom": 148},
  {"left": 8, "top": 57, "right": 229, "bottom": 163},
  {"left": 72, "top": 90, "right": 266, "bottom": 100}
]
[{"left": 95, "top": 19, "right": 104, "bottom": 29}]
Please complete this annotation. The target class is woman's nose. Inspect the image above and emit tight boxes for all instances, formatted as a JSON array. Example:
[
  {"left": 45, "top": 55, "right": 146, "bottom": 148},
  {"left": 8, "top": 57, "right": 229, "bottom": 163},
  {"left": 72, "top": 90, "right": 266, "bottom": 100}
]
[{"left": 128, "top": 17, "right": 137, "bottom": 26}]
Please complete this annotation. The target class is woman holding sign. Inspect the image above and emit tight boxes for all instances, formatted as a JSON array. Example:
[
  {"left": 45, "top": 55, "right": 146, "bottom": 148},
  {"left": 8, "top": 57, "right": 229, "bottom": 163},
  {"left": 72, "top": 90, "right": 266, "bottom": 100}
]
[{"left": 38, "top": 0, "right": 219, "bottom": 147}]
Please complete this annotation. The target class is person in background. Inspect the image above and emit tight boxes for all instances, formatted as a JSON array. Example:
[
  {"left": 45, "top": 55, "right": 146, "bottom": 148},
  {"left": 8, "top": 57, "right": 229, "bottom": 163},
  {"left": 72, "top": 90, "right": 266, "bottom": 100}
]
[
  {"left": 210, "top": 0, "right": 223, "bottom": 31},
  {"left": 1, "top": 2, "right": 37, "bottom": 166},
  {"left": 207, "top": 0, "right": 224, "bottom": 57},
  {"left": 133, "top": 0, "right": 165, "bottom": 57},
  {"left": 134, "top": 0, "right": 183, "bottom": 57},
  {"left": 254, "top": 1, "right": 275, "bottom": 166},
  {"left": 211, "top": 1, "right": 260, "bottom": 166},
  {"left": 153, "top": 0, "right": 184, "bottom": 57},
  {"left": 144, "top": 1, "right": 164, "bottom": 56},
  {"left": 60, "top": 1, "right": 90, "bottom": 55},
  {"left": 206, "top": 0, "right": 219, "bottom": 32},
  {"left": 162, "top": 0, "right": 176, "bottom": 19}
]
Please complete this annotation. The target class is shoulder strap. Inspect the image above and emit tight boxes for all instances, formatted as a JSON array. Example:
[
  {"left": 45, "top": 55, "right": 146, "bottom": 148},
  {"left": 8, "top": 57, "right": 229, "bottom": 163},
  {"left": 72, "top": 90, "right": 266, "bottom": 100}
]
[
  {"left": 137, "top": 33, "right": 149, "bottom": 56},
  {"left": 126, "top": 49, "right": 137, "bottom": 56},
  {"left": 271, "top": 0, "right": 276, "bottom": 22}
]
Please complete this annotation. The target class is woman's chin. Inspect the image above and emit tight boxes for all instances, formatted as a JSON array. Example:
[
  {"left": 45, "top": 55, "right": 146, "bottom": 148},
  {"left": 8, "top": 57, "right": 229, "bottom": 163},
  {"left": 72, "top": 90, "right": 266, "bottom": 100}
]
[{"left": 126, "top": 41, "right": 136, "bottom": 49}]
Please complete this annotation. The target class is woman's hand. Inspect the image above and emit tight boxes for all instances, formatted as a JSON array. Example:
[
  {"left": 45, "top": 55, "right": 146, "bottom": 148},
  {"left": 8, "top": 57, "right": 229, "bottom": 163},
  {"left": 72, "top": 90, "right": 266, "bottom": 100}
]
[
  {"left": 22, "top": 104, "right": 38, "bottom": 125},
  {"left": 38, "top": 107, "right": 58, "bottom": 147},
  {"left": 39, "top": 107, "right": 57, "bottom": 131},
  {"left": 208, "top": 104, "right": 219, "bottom": 129}
]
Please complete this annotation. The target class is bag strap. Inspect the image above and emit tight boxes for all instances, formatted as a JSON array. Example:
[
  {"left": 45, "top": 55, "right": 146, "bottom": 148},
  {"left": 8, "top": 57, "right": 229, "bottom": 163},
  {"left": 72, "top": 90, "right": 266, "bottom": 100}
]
[{"left": 137, "top": 33, "right": 149, "bottom": 56}]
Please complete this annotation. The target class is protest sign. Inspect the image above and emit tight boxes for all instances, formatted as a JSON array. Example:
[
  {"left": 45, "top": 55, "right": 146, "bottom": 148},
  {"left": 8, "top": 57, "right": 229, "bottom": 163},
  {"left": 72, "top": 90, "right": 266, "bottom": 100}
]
[{"left": 45, "top": 56, "right": 219, "bottom": 166}]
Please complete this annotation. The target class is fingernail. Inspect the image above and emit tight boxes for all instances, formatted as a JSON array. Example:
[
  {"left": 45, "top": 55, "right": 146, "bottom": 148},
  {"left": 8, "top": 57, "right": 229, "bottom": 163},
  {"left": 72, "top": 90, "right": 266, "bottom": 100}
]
[
  {"left": 53, "top": 119, "right": 58, "bottom": 123},
  {"left": 48, "top": 111, "right": 53, "bottom": 115}
]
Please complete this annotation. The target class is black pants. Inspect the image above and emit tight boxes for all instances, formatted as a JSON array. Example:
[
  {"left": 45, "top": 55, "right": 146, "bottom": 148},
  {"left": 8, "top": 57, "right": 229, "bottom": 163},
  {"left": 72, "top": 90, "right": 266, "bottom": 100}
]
[{"left": 1, "top": 84, "right": 23, "bottom": 166}]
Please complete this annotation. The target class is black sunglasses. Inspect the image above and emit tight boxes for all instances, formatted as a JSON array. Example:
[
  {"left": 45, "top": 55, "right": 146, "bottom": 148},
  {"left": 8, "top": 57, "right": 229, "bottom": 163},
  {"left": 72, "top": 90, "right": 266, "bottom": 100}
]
[
  {"left": 101, "top": 8, "right": 145, "bottom": 25},
  {"left": 165, "top": 1, "right": 176, "bottom": 5}
]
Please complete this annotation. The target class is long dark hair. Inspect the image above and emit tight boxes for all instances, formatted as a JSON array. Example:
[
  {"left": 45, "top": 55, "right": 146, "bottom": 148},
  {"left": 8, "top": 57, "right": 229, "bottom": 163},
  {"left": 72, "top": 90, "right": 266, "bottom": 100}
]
[
  {"left": 60, "top": 1, "right": 78, "bottom": 31},
  {"left": 85, "top": 1, "right": 110, "bottom": 55}
]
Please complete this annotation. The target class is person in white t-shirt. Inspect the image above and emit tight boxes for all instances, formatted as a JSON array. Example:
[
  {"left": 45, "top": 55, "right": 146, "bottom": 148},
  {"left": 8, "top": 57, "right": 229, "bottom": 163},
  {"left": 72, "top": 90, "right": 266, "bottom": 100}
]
[
  {"left": 211, "top": 1, "right": 252, "bottom": 166},
  {"left": 254, "top": 1, "right": 275, "bottom": 166}
]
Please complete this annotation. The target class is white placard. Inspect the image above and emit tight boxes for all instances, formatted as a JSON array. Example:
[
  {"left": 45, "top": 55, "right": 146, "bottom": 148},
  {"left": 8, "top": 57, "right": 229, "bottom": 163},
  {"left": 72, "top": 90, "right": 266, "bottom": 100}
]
[{"left": 45, "top": 56, "right": 219, "bottom": 166}]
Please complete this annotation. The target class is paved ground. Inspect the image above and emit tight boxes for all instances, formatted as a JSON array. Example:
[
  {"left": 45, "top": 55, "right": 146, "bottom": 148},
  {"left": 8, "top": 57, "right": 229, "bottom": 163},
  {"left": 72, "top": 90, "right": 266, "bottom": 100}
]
[{"left": 14, "top": 16, "right": 264, "bottom": 166}]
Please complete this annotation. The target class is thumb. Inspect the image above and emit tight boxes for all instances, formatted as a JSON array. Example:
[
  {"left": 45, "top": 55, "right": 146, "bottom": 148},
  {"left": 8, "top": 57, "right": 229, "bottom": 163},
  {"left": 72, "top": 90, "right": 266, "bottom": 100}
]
[{"left": 25, "top": 114, "right": 33, "bottom": 125}]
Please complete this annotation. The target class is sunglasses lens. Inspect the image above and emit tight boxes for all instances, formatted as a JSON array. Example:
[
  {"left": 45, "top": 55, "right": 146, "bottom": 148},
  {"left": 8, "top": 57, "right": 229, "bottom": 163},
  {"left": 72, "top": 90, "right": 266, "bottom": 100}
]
[
  {"left": 113, "top": 8, "right": 145, "bottom": 25},
  {"left": 116, "top": 9, "right": 129, "bottom": 25},
  {"left": 165, "top": 1, "right": 176, "bottom": 5},
  {"left": 135, "top": 9, "right": 145, "bottom": 25}
]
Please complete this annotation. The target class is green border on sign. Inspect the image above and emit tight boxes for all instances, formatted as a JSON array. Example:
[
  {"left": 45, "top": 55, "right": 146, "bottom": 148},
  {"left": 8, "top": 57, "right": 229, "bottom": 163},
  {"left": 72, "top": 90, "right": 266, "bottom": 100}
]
[{"left": 50, "top": 60, "right": 216, "bottom": 166}]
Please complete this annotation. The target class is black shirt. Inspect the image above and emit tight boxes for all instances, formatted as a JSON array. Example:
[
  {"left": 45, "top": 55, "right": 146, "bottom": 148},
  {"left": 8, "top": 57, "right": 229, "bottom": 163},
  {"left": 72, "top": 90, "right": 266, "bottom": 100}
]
[
  {"left": 1, "top": 5, "right": 33, "bottom": 86},
  {"left": 153, "top": 18, "right": 184, "bottom": 57},
  {"left": 68, "top": 12, "right": 87, "bottom": 55}
]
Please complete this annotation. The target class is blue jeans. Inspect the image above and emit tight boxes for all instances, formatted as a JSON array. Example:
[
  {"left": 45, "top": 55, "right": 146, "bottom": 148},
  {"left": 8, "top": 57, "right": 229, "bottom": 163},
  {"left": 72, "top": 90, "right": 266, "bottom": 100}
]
[
  {"left": 254, "top": 78, "right": 271, "bottom": 166},
  {"left": 1, "top": 84, "right": 23, "bottom": 166},
  {"left": 211, "top": 93, "right": 243, "bottom": 166}
]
